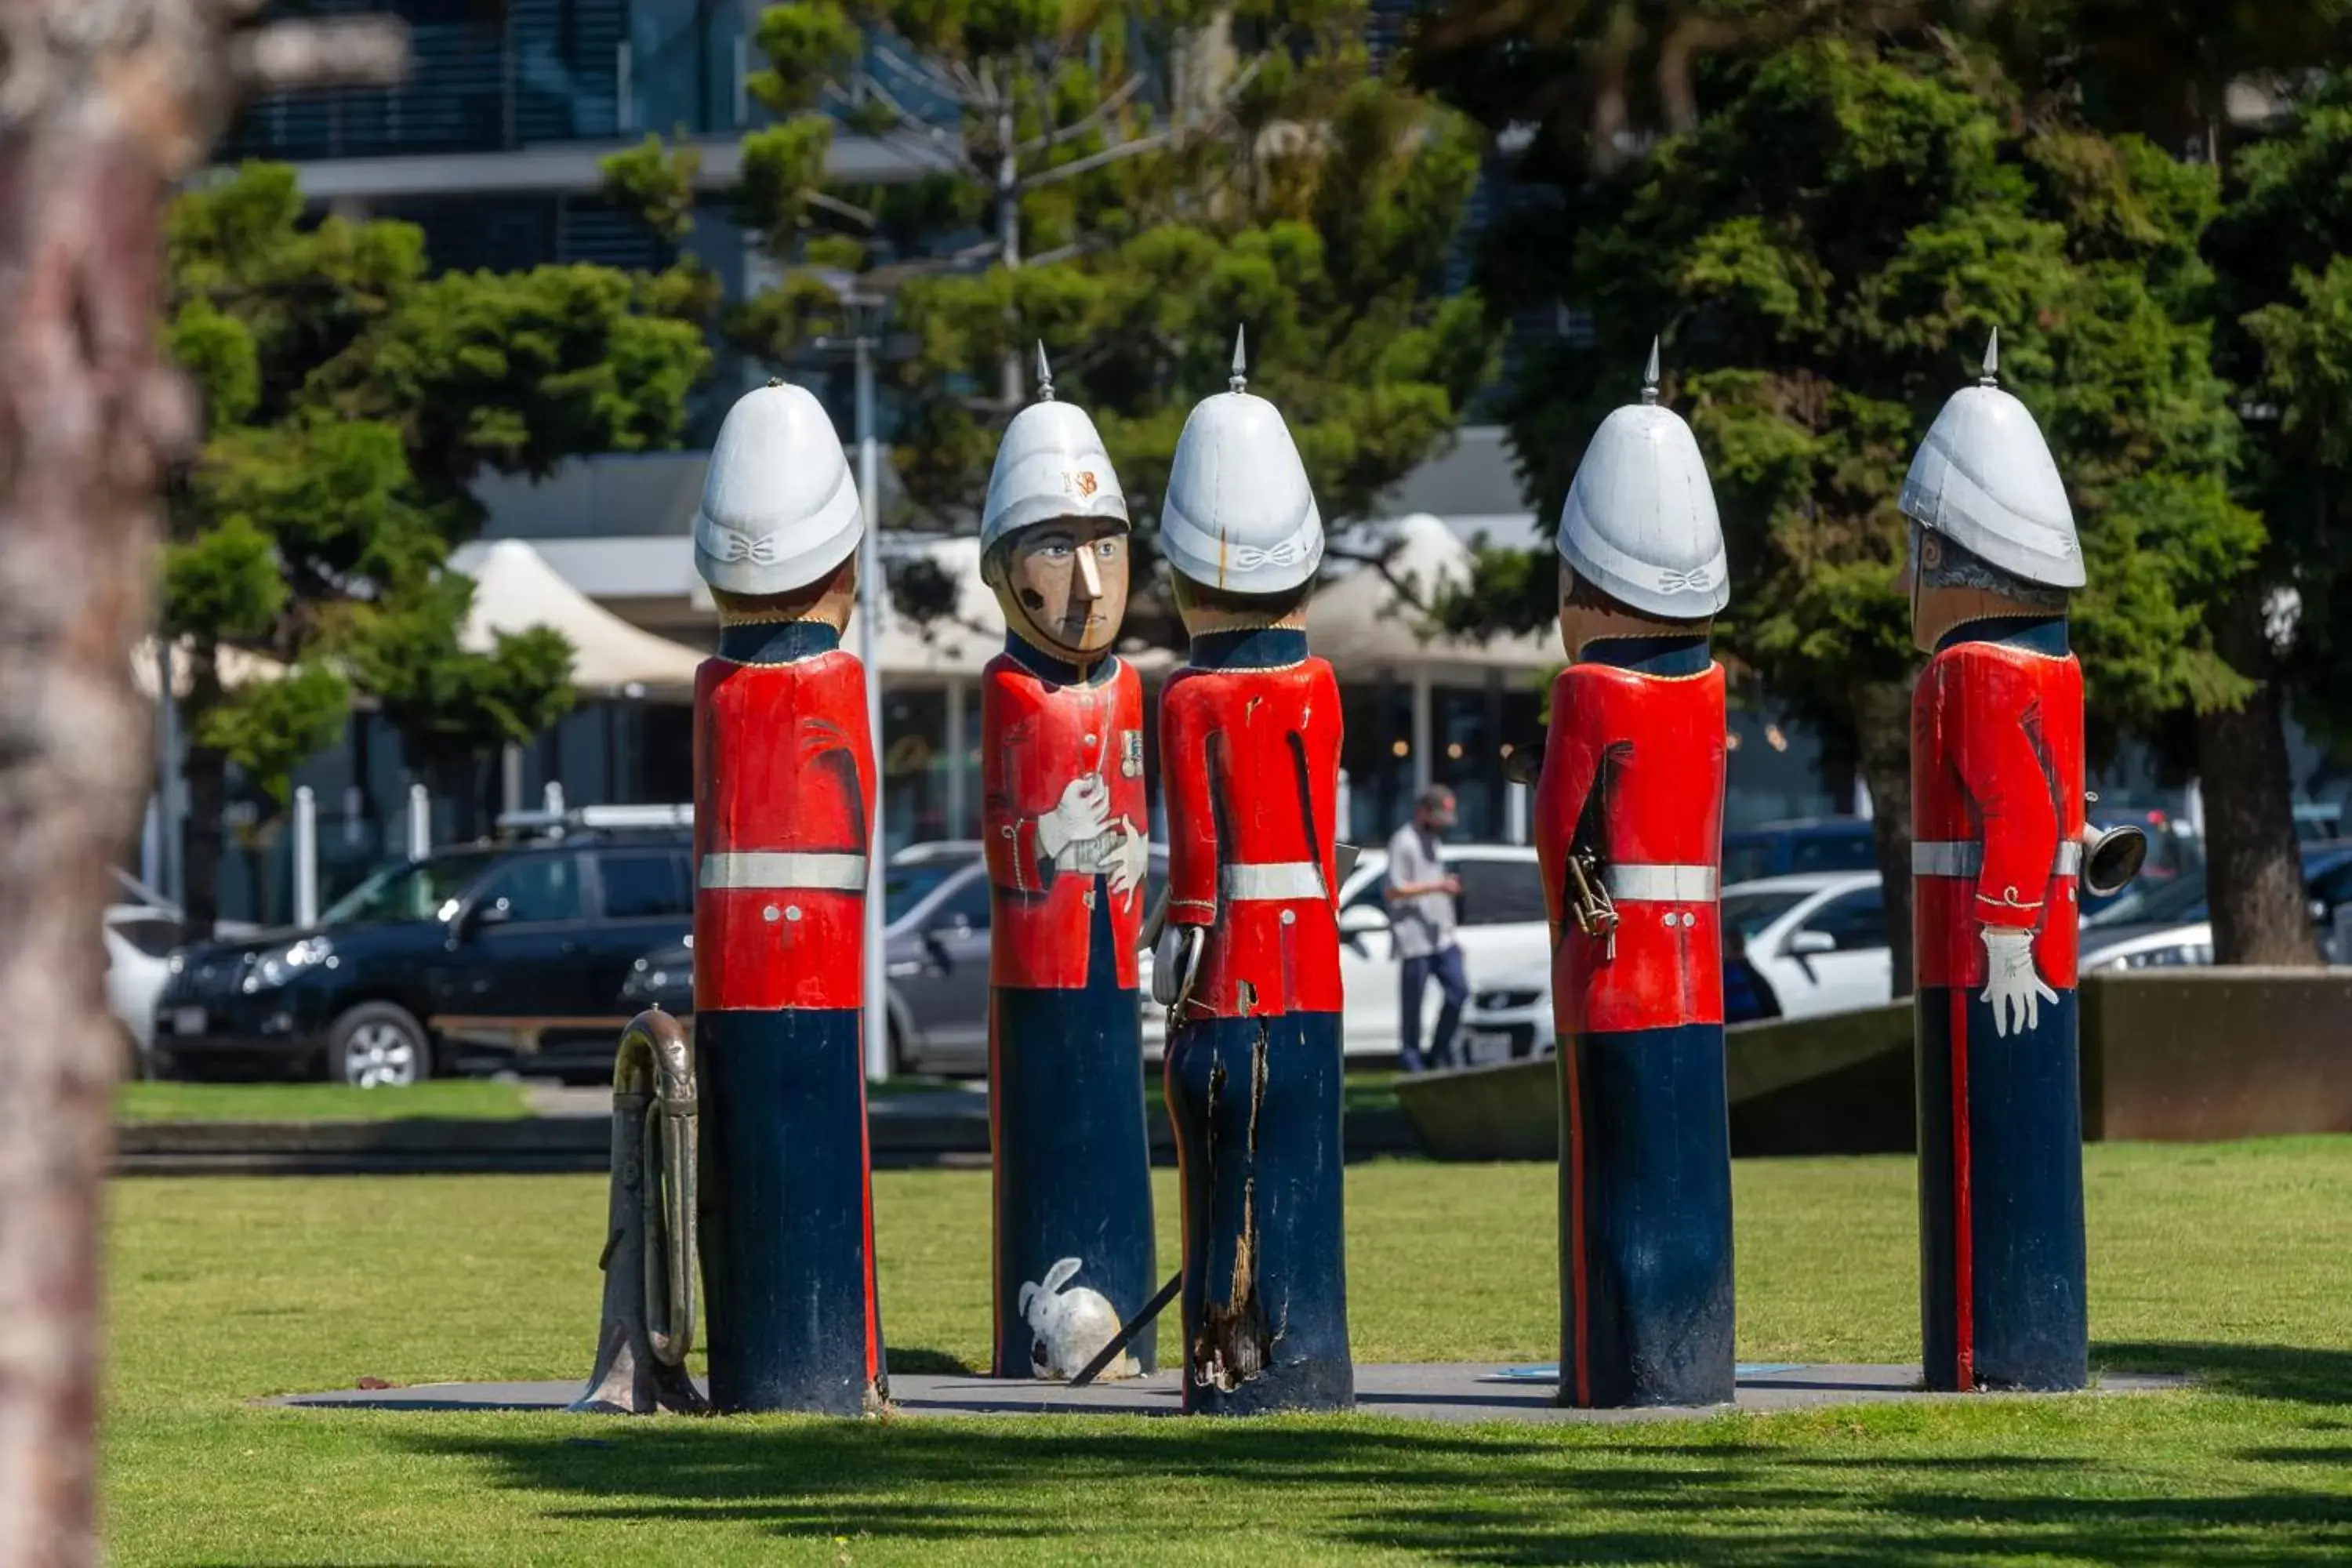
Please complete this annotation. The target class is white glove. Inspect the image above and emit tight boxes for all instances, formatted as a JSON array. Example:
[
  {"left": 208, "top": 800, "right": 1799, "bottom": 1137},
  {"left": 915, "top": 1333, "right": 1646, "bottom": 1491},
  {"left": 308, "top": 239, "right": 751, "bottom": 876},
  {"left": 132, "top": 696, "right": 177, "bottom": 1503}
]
[
  {"left": 1152, "top": 924, "right": 1202, "bottom": 1010},
  {"left": 1105, "top": 817, "right": 1148, "bottom": 899},
  {"left": 1036, "top": 775, "right": 1110, "bottom": 862},
  {"left": 1980, "top": 927, "right": 2058, "bottom": 1038}
]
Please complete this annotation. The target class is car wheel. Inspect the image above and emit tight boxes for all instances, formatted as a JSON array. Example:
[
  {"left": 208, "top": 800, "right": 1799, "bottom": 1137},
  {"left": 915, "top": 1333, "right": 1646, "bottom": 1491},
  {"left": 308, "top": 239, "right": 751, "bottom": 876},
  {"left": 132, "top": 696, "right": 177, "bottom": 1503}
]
[{"left": 326, "top": 1003, "right": 432, "bottom": 1089}]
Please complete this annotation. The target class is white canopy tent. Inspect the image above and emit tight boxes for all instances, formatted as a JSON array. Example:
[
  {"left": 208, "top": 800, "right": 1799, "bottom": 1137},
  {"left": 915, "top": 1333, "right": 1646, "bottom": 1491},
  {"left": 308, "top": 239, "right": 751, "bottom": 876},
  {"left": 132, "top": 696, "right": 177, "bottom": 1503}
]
[
  {"left": 456, "top": 539, "right": 706, "bottom": 698},
  {"left": 1308, "top": 512, "right": 1558, "bottom": 673}
]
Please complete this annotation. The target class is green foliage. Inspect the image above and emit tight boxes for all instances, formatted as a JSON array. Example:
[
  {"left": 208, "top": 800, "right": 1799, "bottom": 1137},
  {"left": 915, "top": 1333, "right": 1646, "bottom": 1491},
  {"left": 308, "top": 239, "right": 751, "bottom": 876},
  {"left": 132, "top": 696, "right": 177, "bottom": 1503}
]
[
  {"left": 2214, "top": 68, "right": 2352, "bottom": 754},
  {"left": 1422, "top": 27, "right": 2254, "bottom": 756},
  {"left": 188, "top": 662, "right": 352, "bottom": 804},
  {"left": 331, "top": 575, "right": 577, "bottom": 787},
  {"left": 162, "top": 163, "right": 706, "bottom": 811},
  {"left": 160, "top": 514, "right": 284, "bottom": 646},
  {"left": 607, "top": 2, "right": 1497, "bottom": 557}
]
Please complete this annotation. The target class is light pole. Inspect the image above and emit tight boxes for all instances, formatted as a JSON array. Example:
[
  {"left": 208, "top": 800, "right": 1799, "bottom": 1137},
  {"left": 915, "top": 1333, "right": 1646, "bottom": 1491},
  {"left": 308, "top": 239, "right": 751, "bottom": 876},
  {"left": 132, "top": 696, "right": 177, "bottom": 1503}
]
[{"left": 815, "top": 274, "right": 891, "bottom": 1083}]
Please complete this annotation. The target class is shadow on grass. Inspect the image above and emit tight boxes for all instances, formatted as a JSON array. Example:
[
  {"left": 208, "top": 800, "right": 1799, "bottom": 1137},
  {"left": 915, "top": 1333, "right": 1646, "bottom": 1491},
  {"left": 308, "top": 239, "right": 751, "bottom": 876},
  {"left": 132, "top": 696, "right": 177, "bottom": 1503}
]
[
  {"left": 2099, "top": 1341, "right": 2352, "bottom": 1405},
  {"left": 395, "top": 1354, "right": 2352, "bottom": 1564}
]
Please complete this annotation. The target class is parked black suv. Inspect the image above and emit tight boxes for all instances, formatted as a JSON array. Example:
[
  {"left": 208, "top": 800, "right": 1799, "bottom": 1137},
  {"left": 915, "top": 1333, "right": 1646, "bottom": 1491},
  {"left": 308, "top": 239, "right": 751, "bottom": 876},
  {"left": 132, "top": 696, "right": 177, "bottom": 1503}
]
[{"left": 154, "top": 811, "right": 695, "bottom": 1086}]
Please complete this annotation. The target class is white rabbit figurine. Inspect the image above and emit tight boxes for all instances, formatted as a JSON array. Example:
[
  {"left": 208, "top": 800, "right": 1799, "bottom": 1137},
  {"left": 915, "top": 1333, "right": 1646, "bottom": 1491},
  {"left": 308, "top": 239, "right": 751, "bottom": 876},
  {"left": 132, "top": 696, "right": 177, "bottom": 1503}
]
[{"left": 1018, "top": 1256, "right": 1134, "bottom": 1381}]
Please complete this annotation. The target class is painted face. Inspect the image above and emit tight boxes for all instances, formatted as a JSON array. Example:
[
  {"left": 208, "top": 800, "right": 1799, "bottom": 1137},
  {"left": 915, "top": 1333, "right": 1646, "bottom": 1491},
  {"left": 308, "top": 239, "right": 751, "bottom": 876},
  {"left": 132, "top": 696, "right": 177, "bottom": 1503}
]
[{"left": 1000, "top": 517, "right": 1131, "bottom": 659}]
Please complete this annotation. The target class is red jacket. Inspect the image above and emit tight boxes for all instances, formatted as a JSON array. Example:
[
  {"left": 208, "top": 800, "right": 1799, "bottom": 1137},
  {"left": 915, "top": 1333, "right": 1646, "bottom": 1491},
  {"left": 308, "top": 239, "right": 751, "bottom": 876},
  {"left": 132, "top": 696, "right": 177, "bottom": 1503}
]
[
  {"left": 693, "top": 648, "right": 874, "bottom": 1012},
  {"left": 1535, "top": 658, "right": 1727, "bottom": 1035},
  {"left": 1912, "top": 636, "right": 2084, "bottom": 991},
  {"left": 982, "top": 652, "right": 1147, "bottom": 990},
  {"left": 1160, "top": 651, "right": 1345, "bottom": 1018}
]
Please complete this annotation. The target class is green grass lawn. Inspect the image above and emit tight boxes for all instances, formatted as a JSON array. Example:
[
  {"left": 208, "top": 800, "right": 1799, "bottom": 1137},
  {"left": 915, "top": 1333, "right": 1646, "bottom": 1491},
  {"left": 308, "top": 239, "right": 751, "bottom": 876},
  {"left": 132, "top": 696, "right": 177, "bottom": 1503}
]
[
  {"left": 105, "top": 1140, "right": 2352, "bottom": 1564},
  {"left": 114, "top": 1079, "right": 530, "bottom": 1123}
]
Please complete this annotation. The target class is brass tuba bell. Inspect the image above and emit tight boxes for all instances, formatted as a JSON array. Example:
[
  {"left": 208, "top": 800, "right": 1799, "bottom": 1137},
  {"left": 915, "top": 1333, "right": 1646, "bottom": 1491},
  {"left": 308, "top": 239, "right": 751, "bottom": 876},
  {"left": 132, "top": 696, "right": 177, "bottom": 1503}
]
[{"left": 572, "top": 1008, "right": 706, "bottom": 1414}]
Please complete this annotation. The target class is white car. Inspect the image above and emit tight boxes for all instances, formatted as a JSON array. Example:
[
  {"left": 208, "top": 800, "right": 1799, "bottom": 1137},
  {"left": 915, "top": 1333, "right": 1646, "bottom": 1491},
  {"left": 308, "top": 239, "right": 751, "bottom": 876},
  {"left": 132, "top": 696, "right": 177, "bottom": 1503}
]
[
  {"left": 102, "top": 871, "right": 259, "bottom": 1075},
  {"left": 1457, "top": 963, "right": 1554, "bottom": 1064},
  {"left": 104, "top": 903, "right": 186, "bottom": 1066},
  {"left": 1140, "top": 843, "right": 1552, "bottom": 1062},
  {"left": 1723, "top": 872, "right": 1892, "bottom": 1019}
]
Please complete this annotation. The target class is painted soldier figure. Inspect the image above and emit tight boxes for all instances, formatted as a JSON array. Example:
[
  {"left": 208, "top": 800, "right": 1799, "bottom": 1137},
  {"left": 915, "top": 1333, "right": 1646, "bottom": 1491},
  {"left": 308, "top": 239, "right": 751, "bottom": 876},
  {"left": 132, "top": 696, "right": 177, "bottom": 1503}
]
[
  {"left": 979, "top": 347, "right": 1156, "bottom": 1381},
  {"left": 690, "top": 380, "right": 886, "bottom": 1415},
  {"left": 1904, "top": 333, "right": 2130, "bottom": 1393},
  {"left": 1534, "top": 343, "right": 1736, "bottom": 1409},
  {"left": 1156, "top": 335, "right": 1351, "bottom": 1414}
]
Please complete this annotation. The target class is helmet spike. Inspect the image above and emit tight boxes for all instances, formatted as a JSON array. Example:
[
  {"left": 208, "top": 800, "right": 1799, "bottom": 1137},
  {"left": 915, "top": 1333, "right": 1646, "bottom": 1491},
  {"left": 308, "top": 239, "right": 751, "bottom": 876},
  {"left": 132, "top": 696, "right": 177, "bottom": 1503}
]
[
  {"left": 1642, "top": 336, "right": 1661, "bottom": 406},
  {"left": 1230, "top": 325, "right": 1248, "bottom": 394},
  {"left": 1980, "top": 327, "right": 2000, "bottom": 387},
  {"left": 1036, "top": 340, "right": 1055, "bottom": 402}
]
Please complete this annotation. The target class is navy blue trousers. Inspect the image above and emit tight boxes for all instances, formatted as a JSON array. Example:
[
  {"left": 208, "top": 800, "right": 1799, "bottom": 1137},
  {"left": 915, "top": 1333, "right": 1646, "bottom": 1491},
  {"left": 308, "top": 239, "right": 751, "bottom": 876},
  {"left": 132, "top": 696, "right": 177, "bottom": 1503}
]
[
  {"left": 696, "top": 1006, "right": 886, "bottom": 1414},
  {"left": 990, "top": 883, "right": 1156, "bottom": 1377},
  {"left": 1557, "top": 1022, "right": 1735, "bottom": 1407},
  {"left": 1916, "top": 985, "right": 2086, "bottom": 1392},
  {"left": 1399, "top": 945, "right": 1468, "bottom": 1071},
  {"left": 1163, "top": 1011, "right": 1352, "bottom": 1414}
]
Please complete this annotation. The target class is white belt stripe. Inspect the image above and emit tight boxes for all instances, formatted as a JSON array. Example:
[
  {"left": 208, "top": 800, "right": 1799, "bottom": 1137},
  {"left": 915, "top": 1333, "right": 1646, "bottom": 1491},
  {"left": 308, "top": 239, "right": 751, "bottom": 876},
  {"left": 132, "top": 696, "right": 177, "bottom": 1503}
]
[
  {"left": 1912, "top": 840, "right": 2082, "bottom": 877},
  {"left": 699, "top": 851, "right": 869, "bottom": 891},
  {"left": 1220, "top": 861, "right": 1327, "bottom": 901},
  {"left": 1602, "top": 863, "right": 1718, "bottom": 902}
]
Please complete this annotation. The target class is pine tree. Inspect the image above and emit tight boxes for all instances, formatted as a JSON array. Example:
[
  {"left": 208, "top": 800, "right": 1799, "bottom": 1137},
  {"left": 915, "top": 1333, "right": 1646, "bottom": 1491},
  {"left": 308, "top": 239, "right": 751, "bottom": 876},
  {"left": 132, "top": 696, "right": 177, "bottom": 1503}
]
[
  {"left": 1414, "top": 18, "right": 2256, "bottom": 991},
  {"left": 603, "top": 2, "right": 1496, "bottom": 577},
  {"left": 163, "top": 164, "right": 709, "bottom": 924}
]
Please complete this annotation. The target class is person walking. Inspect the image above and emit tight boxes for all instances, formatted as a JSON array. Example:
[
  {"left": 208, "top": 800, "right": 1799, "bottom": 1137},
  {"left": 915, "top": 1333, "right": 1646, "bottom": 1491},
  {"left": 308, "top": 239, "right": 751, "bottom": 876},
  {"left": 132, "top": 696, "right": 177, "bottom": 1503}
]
[{"left": 1387, "top": 786, "right": 1468, "bottom": 1072}]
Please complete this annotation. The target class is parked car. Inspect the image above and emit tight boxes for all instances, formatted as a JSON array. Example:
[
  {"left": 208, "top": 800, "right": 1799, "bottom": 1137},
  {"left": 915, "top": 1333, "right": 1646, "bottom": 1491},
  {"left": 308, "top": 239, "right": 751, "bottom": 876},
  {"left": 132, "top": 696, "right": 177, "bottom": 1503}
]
[
  {"left": 1139, "top": 843, "right": 1552, "bottom": 1062},
  {"left": 103, "top": 870, "right": 257, "bottom": 1076},
  {"left": 1457, "top": 934, "right": 1785, "bottom": 1064},
  {"left": 2080, "top": 843, "right": 2352, "bottom": 972},
  {"left": 1721, "top": 872, "right": 1893, "bottom": 1019},
  {"left": 618, "top": 840, "right": 1160, "bottom": 1077},
  {"left": 154, "top": 810, "right": 697, "bottom": 1086},
  {"left": 1719, "top": 819, "right": 1878, "bottom": 887}
]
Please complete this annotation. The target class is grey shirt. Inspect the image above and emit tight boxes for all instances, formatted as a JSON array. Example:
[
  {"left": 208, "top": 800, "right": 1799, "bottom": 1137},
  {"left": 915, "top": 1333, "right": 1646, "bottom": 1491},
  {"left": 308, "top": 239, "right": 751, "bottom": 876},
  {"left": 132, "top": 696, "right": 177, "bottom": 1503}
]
[{"left": 1385, "top": 823, "right": 1457, "bottom": 960}]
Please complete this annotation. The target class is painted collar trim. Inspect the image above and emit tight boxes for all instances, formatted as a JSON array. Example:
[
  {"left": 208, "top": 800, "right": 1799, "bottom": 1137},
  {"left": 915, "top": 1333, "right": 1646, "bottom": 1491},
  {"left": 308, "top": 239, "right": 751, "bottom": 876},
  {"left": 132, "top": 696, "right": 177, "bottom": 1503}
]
[
  {"left": 1577, "top": 634, "right": 1711, "bottom": 677},
  {"left": 717, "top": 620, "right": 843, "bottom": 665},
  {"left": 1188, "top": 626, "right": 1308, "bottom": 670}
]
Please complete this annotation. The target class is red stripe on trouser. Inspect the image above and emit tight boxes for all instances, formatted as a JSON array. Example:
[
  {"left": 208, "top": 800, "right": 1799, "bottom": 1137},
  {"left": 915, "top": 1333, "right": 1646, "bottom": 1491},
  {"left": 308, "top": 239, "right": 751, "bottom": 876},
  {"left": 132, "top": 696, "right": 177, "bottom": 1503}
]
[
  {"left": 1565, "top": 1039, "right": 1590, "bottom": 1406},
  {"left": 1949, "top": 985, "right": 1974, "bottom": 1389}
]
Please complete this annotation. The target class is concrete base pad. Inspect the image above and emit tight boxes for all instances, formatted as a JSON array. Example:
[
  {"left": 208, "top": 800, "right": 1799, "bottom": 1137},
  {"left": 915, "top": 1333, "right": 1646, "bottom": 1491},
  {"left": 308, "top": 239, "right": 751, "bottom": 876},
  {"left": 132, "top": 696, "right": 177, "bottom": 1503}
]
[{"left": 274, "top": 1363, "right": 2187, "bottom": 1423}]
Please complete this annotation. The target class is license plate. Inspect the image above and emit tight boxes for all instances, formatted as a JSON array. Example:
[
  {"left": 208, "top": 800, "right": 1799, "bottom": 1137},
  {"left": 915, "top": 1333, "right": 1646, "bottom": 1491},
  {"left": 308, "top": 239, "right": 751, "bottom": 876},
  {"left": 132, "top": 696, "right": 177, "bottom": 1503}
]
[
  {"left": 1460, "top": 1029, "right": 1512, "bottom": 1062},
  {"left": 170, "top": 1007, "right": 206, "bottom": 1036}
]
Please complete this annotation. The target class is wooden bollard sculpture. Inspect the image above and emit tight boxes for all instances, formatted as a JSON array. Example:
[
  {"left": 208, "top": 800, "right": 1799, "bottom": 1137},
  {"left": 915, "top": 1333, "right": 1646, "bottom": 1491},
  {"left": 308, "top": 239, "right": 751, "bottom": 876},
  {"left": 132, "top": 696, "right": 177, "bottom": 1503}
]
[
  {"left": 1155, "top": 333, "right": 1352, "bottom": 1414},
  {"left": 978, "top": 347, "right": 1157, "bottom": 1381},
  {"left": 1902, "top": 332, "right": 2140, "bottom": 1392},
  {"left": 688, "top": 381, "right": 887, "bottom": 1414},
  {"left": 1534, "top": 343, "right": 1737, "bottom": 1408}
]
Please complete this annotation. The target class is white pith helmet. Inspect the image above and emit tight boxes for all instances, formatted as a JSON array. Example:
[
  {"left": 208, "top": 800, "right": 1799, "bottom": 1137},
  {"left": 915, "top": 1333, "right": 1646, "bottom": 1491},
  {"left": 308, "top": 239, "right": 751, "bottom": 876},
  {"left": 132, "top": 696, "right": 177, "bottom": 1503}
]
[
  {"left": 980, "top": 344, "right": 1130, "bottom": 557},
  {"left": 1899, "top": 329, "right": 2084, "bottom": 590},
  {"left": 1159, "top": 328, "right": 1324, "bottom": 596},
  {"left": 1555, "top": 339, "right": 1730, "bottom": 619},
  {"left": 691, "top": 379, "right": 864, "bottom": 597}
]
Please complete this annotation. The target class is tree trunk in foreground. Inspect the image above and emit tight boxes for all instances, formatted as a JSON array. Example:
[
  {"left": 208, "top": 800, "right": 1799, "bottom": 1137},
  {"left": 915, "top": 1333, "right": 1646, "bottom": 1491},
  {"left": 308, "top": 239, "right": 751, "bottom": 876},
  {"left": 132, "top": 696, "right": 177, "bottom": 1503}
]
[
  {"left": 1853, "top": 679, "right": 1916, "bottom": 1000},
  {"left": 2196, "top": 601, "right": 2317, "bottom": 967},
  {"left": 0, "top": 6, "right": 405, "bottom": 1562}
]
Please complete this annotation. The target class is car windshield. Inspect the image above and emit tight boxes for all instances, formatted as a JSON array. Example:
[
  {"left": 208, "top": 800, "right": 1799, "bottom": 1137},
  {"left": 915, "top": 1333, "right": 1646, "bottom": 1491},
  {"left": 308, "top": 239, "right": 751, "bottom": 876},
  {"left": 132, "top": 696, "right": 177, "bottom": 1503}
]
[
  {"left": 1720, "top": 890, "right": 1811, "bottom": 942},
  {"left": 321, "top": 851, "right": 500, "bottom": 925},
  {"left": 885, "top": 860, "right": 970, "bottom": 924}
]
